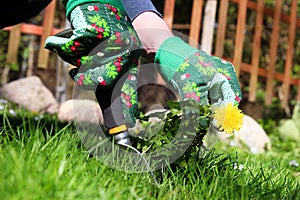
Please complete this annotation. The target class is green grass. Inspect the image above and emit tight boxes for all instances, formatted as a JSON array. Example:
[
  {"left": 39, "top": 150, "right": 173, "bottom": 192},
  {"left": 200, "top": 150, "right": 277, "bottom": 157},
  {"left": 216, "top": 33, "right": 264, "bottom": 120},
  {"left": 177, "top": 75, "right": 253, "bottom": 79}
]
[{"left": 0, "top": 106, "right": 300, "bottom": 200}]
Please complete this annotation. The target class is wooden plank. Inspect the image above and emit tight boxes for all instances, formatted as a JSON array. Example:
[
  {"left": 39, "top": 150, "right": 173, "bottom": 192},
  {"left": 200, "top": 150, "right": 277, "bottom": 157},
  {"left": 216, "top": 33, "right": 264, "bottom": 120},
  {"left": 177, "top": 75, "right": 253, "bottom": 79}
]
[
  {"left": 189, "top": 0, "right": 204, "bottom": 47},
  {"left": 282, "top": 0, "right": 297, "bottom": 108},
  {"left": 26, "top": 35, "right": 36, "bottom": 77},
  {"left": 224, "top": 57, "right": 299, "bottom": 86},
  {"left": 163, "top": 0, "right": 176, "bottom": 29},
  {"left": 233, "top": 0, "right": 248, "bottom": 77},
  {"left": 172, "top": 24, "right": 190, "bottom": 30},
  {"left": 215, "top": 0, "right": 229, "bottom": 57},
  {"left": 265, "top": 0, "right": 282, "bottom": 105},
  {"left": 6, "top": 24, "right": 21, "bottom": 64},
  {"left": 2, "top": 24, "right": 21, "bottom": 84},
  {"left": 248, "top": 0, "right": 264, "bottom": 102},
  {"left": 201, "top": 0, "right": 217, "bottom": 54},
  {"left": 4, "top": 24, "right": 62, "bottom": 36},
  {"left": 38, "top": 0, "right": 56, "bottom": 69}
]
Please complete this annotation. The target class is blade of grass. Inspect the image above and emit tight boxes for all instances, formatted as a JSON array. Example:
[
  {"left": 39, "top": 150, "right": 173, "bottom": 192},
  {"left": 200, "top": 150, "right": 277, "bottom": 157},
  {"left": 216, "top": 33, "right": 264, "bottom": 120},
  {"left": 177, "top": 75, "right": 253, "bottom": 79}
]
[{"left": 41, "top": 123, "right": 72, "bottom": 151}]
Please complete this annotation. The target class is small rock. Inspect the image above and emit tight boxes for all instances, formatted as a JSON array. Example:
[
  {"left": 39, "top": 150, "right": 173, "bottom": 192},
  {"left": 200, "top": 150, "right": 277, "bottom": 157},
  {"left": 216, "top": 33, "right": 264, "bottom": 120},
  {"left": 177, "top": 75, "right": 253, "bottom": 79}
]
[
  {"left": 289, "top": 160, "right": 299, "bottom": 167},
  {"left": 278, "top": 102, "right": 300, "bottom": 142},
  {"left": 292, "top": 101, "right": 300, "bottom": 130},
  {"left": 58, "top": 99, "right": 103, "bottom": 124},
  {"left": 278, "top": 119, "right": 300, "bottom": 142},
  {"left": 0, "top": 76, "right": 59, "bottom": 114}
]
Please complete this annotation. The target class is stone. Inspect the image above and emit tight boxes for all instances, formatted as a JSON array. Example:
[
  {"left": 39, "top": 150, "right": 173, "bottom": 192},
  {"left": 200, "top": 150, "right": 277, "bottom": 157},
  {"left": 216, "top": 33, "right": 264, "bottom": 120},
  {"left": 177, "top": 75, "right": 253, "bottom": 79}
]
[
  {"left": 58, "top": 99, "right": 103, "bottom": 124},
  {"left": 292, "top": 101, "right": 300, "bottom": 130},
  {"left": 0, "top": 76, "right": 59, "bottom": 114},
  {"left": 278, "top": 119, "right": 300, "bottom": 142},
  {"left": 278, "top": 101, "right": 300, "bottom": 142},
  {"left": 213, "top": 115, "right": 271, "bottom": 154}
]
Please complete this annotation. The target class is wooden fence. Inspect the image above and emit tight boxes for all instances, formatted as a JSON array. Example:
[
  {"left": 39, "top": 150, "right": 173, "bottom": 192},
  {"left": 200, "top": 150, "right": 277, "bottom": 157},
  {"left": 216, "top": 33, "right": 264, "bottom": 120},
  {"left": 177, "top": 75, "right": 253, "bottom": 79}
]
[
  {"left": 4, "top": 1, "right": 60, "bottom": 69},
  {"left": 165, "top": 0, "right": 300, "bottom": 109},
  {"left": 2, "top": 0, "right": 300, "bottom": 109}
]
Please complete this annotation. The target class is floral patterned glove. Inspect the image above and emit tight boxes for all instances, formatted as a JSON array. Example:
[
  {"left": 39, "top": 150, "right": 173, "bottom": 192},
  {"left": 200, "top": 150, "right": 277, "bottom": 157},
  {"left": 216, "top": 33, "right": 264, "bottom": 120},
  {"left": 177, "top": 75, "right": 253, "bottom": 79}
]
[
  {"left": 45, "top": 1, "right": 141, "bottom": 89},
  {"left": 155, "top": 37, "right": 243, "bottom": 133},
  {"left": 160, "top": 51, "right": 240, "bottom": 107},
  {"left": 155, "top": 37, "right": 242, "bottom": 106},
  {"left": 210, "top": 57, "right": 242, "bottom": 104}
]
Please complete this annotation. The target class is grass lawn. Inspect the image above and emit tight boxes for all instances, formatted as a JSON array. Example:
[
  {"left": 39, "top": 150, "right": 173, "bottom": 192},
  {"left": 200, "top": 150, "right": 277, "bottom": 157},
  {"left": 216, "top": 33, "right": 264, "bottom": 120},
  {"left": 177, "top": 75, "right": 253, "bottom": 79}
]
[{"left": 0, "top": 106, "right": 299, "bottom": 200}]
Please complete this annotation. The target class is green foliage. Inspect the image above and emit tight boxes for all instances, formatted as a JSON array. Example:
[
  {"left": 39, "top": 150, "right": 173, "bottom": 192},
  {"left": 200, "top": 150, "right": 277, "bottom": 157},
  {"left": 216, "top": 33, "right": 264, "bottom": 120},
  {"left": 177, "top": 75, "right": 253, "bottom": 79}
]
[
  {"left": 133, "top": 99, "right": 211, "bottom": 155},
  {"left": 9, "top": 63, "right": 20, "bottom": 71}
]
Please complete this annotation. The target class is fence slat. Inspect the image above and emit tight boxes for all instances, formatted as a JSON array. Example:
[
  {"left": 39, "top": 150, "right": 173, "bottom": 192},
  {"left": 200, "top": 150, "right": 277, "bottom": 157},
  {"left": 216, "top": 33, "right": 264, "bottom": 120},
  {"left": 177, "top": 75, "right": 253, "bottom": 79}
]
[
  {"left": 163, "top": 0, "right": 176, "bottom": 29},
  {"left": 249, "top": 0, "right": 264, "bottom": 102},
  {"left": 37, "top": 0, "right": 56, "bottom": 69},
  {"left": 189, "top": 0, "right": 204, "bottom": 47},
  {"left": 282, "top": 0, "right": 297, "bottom": 108},
  {"left": 2, "top": 24, "right": 21, "bottom": 84},
  {"left": 215, "top": 0, "right": 229, "bottom": 57},
  {"left": 201, "top": 0, "right": 217, "bottom": 54},
  {"left": 233, "top": 0, "right": 248, "bottom": 77},
  {"left": 4, "top": 24, "right": 62, "bottom": 36},
  {"left": 6, "top": 24, "right": 21, "bottom": 64},
  {"left": 265, "top": 0, "right": 282, "bottom": 105}
]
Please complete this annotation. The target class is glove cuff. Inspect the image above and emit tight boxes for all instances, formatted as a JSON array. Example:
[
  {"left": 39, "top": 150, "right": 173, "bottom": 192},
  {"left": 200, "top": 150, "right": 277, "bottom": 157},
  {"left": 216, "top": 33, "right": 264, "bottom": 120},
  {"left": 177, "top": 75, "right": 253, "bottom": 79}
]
[
  {"left": 63, "top": 0, "right": 125, "bottom": 19},
  {"left": 154, "top": 37, "right": 198, "bottom": 82}
]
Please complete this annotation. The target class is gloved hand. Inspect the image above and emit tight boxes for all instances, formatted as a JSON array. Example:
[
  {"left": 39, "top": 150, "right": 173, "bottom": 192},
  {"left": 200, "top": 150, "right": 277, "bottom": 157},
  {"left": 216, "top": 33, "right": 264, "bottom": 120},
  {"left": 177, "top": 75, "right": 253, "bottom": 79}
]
[
  {"left": 44, "top": 0, "right": 142, "bottom": 145},
  {"left": 155, "top": 37, "right": 242, "bottom": 107},
  {"left": 154, "top": 37, "right": 243, "bottom": 132},
  {"left": 176, "top": 51, "right": 242, "bottom": 107},
  {"left": 45, "top": 0, "right": 141, "bottom": 89}
]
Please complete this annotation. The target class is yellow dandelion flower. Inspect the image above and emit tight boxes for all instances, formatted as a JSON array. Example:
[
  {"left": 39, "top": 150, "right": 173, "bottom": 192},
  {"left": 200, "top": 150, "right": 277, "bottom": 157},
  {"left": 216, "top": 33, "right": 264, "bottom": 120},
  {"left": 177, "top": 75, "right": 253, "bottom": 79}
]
[{"left": 213, "top": 103, "right": 244, "bottom": 134}]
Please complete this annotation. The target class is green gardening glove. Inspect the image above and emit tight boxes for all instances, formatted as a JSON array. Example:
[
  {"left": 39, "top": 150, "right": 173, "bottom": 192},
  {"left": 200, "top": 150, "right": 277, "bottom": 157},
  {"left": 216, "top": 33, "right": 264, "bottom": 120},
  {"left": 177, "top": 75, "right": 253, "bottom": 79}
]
[
  {"left": 45, "top": 0, "right": 141, "bottom": 89},
  {"left": 155, "top": 37, "right": 242, "bottom": 107},
  {"left": 155, "top": 37, "right": 244, "bottom": 132}
]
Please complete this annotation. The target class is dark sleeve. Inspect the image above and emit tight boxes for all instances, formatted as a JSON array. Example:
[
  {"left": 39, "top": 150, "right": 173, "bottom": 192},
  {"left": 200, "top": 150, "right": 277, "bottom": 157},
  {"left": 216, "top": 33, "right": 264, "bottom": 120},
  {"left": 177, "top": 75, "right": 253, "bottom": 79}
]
[
  {"left": 61, "top": 0, "right": 68, "bottom": 6},
  {"left": 121, "top": 0, "right": 162, "bottom": 21},
  {"left": 0, "top": 0, "right": 52, "bottom": 28}
]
